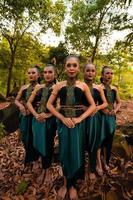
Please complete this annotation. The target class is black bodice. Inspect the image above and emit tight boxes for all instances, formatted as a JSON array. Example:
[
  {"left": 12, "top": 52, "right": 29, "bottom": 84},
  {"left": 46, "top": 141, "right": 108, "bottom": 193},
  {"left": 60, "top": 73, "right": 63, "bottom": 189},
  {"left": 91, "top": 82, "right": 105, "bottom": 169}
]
[
  {"left": 83, "top": 88, "right": 101, "bottom": 106},
  {"left": 58, "top": 86, "right": 85, "bottom": 106},
  {"left": 35, "top": 86, "right": 53, "bottom": 113},
  {"left": 103, "top": 89, "right": 116, "bottom": 104},
  {"left": 58, "top": 86, "right": 85, "bottom": 117}
]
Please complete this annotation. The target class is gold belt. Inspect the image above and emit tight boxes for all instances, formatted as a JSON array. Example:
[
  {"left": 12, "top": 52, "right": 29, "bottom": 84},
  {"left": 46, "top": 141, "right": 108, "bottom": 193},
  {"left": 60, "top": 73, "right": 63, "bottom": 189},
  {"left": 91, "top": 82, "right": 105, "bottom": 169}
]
[{"left": 60, "top": 105, "right": 84, "bottom": 117}]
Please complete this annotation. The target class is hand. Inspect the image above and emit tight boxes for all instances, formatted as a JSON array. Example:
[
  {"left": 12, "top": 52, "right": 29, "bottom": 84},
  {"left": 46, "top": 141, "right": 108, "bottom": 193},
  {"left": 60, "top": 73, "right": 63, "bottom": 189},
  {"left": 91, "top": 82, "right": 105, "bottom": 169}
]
[
  {"left": 72, "top": 117, "right": 81, "bottom": 125},
  {"left": 91, "top": 107, "right": 98, "bottom": 116},
  {"left": 41, "top": 112, "right": 52, "bottom": 119},
  {"left": 61, "top": 117, "right": 75, "bottom": 128},
  {"left": 35, "top": 114, "right": 45, "bottom": 122},
  {"left": 26, "top": 109, "right": 30, "bottom": 115},
  {"left": 109, "top": 109, "right": 116, "bottom": 116},
  {"left": 101, "top": 108, "right": 110, "bottom": 115},
  {"left": 19, "top": 105, "right": 26, "bottom": 115}
]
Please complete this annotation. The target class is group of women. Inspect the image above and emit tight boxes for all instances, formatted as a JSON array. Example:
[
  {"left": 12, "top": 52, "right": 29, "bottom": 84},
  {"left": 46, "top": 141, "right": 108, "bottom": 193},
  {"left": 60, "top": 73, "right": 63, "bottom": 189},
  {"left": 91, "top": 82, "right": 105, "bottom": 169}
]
[{"left": 15, "top": 55, "right": 121, "bottom": 200}]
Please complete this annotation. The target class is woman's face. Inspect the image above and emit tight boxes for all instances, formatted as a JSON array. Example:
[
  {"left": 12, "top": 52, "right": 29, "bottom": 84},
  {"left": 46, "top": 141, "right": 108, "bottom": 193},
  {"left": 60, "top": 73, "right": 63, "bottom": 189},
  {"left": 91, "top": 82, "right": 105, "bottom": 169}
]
[
  {"left": 65, "top": 57, "right": 79, "bottom": 78},
  {"left": 44, "top": 66, "right": 55, "bottom": 83},
  {"left": 84, "top": 64, "right": 96, "bottom": 81},
  {"left": 102, "top": 68, "right": 113, "bottom": 83},
  {"left": 27, "top": 68, "right": 39, "bottom": 82}
]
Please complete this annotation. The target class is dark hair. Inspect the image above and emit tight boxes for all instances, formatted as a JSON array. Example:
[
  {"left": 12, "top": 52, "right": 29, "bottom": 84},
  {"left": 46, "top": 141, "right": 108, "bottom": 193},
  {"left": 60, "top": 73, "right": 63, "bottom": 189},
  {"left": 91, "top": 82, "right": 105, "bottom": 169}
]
[
  {"left": 84, "top": 61, "right": 96, "bottom": 71},
  {"left": 64, "top": 54, "right": 80, "bottom": 65},
  {"left": 100, "top": 65, "right": 111, "bottom": 83},
  {"left": 101, "top": 65, "right": 111, "bottom": 75},
  {"left": 45, "top": 64, "right": 56, "bottom": 70}
]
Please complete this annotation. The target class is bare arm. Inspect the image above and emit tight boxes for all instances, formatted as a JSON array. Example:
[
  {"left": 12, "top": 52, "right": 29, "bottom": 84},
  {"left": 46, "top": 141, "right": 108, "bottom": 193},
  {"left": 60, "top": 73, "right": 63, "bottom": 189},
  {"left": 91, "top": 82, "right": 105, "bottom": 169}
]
[
  {"left": 113, "top": 87, "right": 121, "bottom": 114},
  {"left": 15, "top": 86, "right": 27, "bottom": 115},
  {"left": 47, "top": 83, "right": 75, "bottom": 128},
  {"left": 27, "top": 85, "right": 46, "bottom": 122},
  {"left": 47, "top": 84, "right": 64, "bottom": 121},
  {"left": 27, "top": 85, "right": 40, "bottom": 118},
  {"left": 97, "top": 86, "right": 108, "bottom": 111}
]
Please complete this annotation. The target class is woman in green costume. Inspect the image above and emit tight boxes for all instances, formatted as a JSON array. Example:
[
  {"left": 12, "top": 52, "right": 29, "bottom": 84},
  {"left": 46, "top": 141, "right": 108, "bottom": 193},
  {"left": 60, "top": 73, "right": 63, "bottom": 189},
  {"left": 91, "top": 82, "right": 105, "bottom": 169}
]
[
  {"left": 99, "top": 66, "right": 121, "bottom": 173},
  {"left": 47, "top": 55, "right": 95, "bottom": 200},
  {"left": 15, "top": 66, "right": 40, "bottom": 166},
  {"left": 27, "top": 64, "right": 56, "bottom": 184},
  {"left": 83, "top": 63, "right": 107, "bottom": 180}
]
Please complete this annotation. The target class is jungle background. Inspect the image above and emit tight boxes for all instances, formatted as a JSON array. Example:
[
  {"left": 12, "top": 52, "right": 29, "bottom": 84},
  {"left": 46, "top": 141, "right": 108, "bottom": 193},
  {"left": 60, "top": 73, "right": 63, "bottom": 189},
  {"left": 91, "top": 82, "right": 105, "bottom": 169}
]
[{"left": 0, "top": 0, "right": 133, "bottom": 200}]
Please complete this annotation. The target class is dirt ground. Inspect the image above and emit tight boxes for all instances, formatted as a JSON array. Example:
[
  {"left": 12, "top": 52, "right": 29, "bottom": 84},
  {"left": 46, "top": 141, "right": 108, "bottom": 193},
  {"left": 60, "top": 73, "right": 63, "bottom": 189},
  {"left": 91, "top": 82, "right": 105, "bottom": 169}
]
[{"left": 0, "top": 101, "right": 133, "bottom": 200}]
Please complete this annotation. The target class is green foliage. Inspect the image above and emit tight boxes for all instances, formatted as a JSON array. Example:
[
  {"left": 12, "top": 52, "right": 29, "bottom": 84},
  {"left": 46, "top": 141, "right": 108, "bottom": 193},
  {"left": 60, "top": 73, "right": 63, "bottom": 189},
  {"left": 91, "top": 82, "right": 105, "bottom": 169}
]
[
  {"left": 0, "top": 0, "right": 66, "bottom": 96},
  {"left": 49, "top": 42, "right": 69, "bottom": 80},
  {"left": 0, "top": 34, "right": 50, "bottom": 94},
  {"left": 65, "top": 0, "right": 133, "bottom": 62},
  {"left": 16, "top": 180, "right": 30, "bottom": 195}
]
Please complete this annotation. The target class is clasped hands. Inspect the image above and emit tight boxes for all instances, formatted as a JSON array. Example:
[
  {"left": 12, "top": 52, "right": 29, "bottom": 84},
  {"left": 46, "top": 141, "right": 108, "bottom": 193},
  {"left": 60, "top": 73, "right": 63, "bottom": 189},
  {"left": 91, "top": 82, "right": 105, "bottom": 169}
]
[
  {"left": 35, "top": 112, "right": 52, "bottom": 122},
  {"left": 61, "top": 116, "right": 82, "bottom": 128},
  {"left": 102, "top": 108, "right": 116, "bottom": 116}
]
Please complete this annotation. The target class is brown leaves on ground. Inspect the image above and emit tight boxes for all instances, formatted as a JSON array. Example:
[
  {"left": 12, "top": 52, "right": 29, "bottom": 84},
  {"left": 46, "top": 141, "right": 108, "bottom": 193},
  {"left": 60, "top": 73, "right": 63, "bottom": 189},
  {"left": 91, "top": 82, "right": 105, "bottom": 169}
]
[
  {"left": 117, "top": 100, "right": 133, "bottom": 125},
  {"left": 0, "top": 101, "right": 133, "bottom": 199}
]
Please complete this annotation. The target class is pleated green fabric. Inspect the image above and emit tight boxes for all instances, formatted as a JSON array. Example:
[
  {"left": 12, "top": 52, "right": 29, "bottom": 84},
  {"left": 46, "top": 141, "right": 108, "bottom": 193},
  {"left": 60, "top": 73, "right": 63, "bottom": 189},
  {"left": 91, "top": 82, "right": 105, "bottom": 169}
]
[
  {"left": 19, "top": 113, "right": 30, "bottom": 146},
  {"left": 32, "top": 116, "right": 56, "bottom": 156},
  {"left": 57, "top": 120, "right": 85, "bottom": 179},
  {"left": 86, "top": 112, "right": 102, "bottom": 152},
  {"left": 101, "top": 114, "right": 116, "bottom": 139}
]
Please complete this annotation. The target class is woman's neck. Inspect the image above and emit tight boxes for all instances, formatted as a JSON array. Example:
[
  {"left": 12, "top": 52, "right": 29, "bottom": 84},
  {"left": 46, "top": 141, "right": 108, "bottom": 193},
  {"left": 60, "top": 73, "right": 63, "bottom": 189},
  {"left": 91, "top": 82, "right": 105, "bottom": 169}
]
[
  {"left": 45, "top": 81, "right": 54, "bottom": 87},
  {"left": 85, "top": 79, "right": 93, "bottom": 86},
  {"left": 30, "top": 80, "right": 38, "bottom": 87},
  {"left": 102, "top": 80, "right": 111, "bottom": 87},
  {"left": 67, "top": 77, "right": 76, "bottom": 86}
]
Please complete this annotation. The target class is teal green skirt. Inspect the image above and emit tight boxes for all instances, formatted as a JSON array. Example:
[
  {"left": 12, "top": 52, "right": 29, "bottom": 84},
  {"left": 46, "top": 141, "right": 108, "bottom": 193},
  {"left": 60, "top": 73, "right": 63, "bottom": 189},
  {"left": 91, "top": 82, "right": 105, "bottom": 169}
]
[
  {"left": 32, "top": 116, "right": 56, "bottom": 156},
  {"left": 19, "top": 113, "right": 31, "bottom": 147},
  {"left": 57, "top": 120, "right": 85, "bottom": 179},
  {"left": 100, "top": 114, "right": 116, "bottom": 144},
  {"left": 86, "top": 112, "right": 101, "bottom": 152}
]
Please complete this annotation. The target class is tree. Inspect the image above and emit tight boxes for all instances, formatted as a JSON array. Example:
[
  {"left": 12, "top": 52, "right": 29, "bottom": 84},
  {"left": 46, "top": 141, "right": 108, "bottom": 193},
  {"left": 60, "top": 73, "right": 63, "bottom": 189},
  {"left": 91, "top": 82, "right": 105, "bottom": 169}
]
[
  {"left": 106, "top": 41, "right": 133, "bottom": 86},
  {"left": 65, "top": 0, "right": 130, "bottom": 62},
  {"left": 110, "top": 1, "right": 133, "bottom": 48},
  {"left": 49, "top": 42, "right": 69, "bottom": 80},
  {"left": 0, "top": 33, "right": 51, "bottom": 93},
  {"left": 0, "top": 0, "right": 66, "bottom": 96}
]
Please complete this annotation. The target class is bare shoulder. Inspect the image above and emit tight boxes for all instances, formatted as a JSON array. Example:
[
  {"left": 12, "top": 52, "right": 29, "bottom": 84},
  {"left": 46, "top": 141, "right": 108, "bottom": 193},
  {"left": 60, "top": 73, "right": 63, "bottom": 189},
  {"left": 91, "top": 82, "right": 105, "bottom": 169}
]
[
  {"left": 34, "top": 84, "right": 43, "bottom": 92},
  {"left": 78, "top": 80, "right": 87, "bottom": 87},
  {"left": 93, "top": 83, "right": 100, "bottom": 90},
  {"left": 111, "top": 85, "right": 118, "bottom": 92},
  {"left": 98, "top": 83, "right": 104, "bottom": 89},
  {"left": 95, "top": 84, "right": 104, "bottom": 92},
  {"left": 77, "top": 81, "right": 88, "bottom": 91},
  {"left": 53, "top": 81, "right": 65, "bottom": 91},
  {"left": 20, "top": 84, "right": 29, "bottom": 91}
]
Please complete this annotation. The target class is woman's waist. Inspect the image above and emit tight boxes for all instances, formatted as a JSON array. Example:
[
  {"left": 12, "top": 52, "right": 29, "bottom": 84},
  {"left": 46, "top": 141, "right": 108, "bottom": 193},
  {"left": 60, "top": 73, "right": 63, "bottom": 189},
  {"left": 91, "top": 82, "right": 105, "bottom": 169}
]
[{"left": 60, "top": 105, "right": 84, "bottom": 117}]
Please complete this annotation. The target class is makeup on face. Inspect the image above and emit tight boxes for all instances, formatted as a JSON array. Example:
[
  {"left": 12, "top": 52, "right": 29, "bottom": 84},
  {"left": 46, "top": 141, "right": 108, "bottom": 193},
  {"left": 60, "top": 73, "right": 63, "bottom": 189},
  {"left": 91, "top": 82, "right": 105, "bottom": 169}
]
[
  {"left": 102, "top": 68, "right": 113, "bottom": 83},
  {"left": 43, "top": 66, "right": 55, "bottom": 83},
  {"left": 65, "top": 57, "right": 79, "bottom": 77},
  {"left": 84, "top": 64, "right": 96, "bottom": 81},
  {"left": 27, "top": 68, "right": 39, "bottom": 82}
]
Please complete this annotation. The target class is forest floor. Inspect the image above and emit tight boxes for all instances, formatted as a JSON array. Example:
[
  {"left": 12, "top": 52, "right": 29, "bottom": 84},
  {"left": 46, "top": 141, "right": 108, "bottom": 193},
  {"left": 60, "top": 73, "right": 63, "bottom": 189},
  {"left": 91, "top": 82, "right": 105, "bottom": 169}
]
[{"left": 0, "top": 101, "right": 133, "bottom": 200}]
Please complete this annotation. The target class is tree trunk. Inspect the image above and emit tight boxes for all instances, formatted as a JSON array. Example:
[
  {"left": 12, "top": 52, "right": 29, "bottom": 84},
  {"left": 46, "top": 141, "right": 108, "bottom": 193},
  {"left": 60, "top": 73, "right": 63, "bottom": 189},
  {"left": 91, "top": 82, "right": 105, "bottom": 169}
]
[
  {"left": 6, "top": 54, "right": 15, "bottom": 97},
  {"left": 91, "top": 36, "right": 99, "bottom": 62}
]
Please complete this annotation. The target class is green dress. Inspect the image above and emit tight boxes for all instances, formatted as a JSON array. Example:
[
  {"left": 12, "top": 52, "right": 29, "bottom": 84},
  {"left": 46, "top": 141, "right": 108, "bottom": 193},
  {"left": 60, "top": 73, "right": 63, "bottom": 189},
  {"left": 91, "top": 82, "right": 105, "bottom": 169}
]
[
  {"left": 57, "top": 85, "right": 85, "bottom": 188},
  {"left": 32, "top": 84, "right": 56, "bottom": 169},
  {"left": 100, "top": 85, "right": 116, "bottom": 165},
  {"left": 84, "top": 86, "right": 102, "bottom": 172},
  {"left": 19, "top": 84, "right": 39, "bottom": 164}
]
